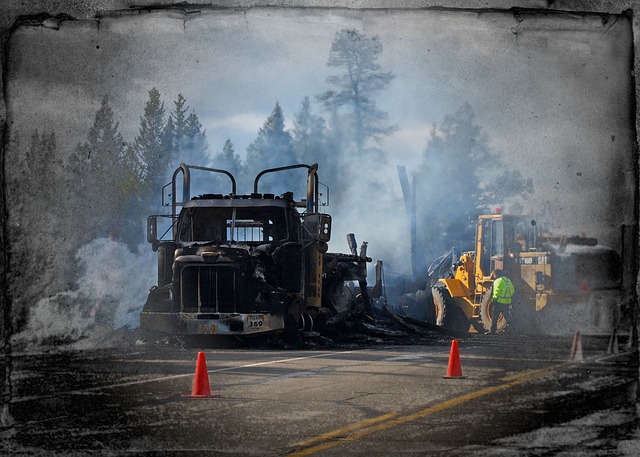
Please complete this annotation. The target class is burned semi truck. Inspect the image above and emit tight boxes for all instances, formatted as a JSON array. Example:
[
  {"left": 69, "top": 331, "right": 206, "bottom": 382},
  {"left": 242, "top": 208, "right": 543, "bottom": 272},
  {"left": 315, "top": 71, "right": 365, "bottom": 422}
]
[{"left": 140, "top": 163, "right": 371, "bottom": 339}]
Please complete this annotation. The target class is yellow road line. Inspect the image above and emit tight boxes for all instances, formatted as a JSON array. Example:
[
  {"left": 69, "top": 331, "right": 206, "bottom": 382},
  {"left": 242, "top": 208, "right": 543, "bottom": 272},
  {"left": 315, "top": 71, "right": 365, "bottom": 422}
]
[
  {"left": 287, "top": 365, "right": 558, "bottom": 456},
  {"left": 292, "top": 412, "right": 399, "bottom": 448}
]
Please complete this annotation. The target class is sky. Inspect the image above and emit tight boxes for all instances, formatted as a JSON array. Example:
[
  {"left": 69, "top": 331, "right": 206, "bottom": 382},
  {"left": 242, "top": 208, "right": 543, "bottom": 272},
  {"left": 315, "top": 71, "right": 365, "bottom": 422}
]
[{"left": 5, "top": 6, "right": 636, "bottom": 258}]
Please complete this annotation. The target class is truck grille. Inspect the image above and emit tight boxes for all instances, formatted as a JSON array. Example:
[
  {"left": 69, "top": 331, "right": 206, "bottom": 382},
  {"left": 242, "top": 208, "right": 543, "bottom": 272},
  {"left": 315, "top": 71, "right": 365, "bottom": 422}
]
[{"left": 180, "top": 264, "right": 237, "bottom": 313}]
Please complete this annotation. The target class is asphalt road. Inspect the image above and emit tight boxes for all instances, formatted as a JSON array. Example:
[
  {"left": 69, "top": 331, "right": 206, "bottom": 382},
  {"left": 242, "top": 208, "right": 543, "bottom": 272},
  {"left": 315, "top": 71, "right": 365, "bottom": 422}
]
[{"left": 1, "top": 331, "right": 638, "bottom": 456}]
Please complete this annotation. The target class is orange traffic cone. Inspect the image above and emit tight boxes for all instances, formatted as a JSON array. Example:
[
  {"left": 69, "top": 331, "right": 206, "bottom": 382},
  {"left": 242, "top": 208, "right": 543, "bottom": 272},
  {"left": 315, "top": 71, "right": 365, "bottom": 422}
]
[
  {"left": 183, "top": 352, "right": 218, "bottom": 398},
  {"left": 570, "top": 330, "right": 584, "bottom": 362},
  {"left": 443, "top": 339, "right": 465, "bottom": 379}
]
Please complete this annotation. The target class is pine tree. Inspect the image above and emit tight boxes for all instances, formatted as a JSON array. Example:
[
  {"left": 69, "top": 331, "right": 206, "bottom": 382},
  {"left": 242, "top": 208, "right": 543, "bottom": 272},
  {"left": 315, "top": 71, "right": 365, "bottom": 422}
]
[
  {"left": 165, "top": 94, "right": 209, "bottom": 168},
  {"left": 216, "top": 139, "right": 242, "bottom": 175},
  {"left": 319, "top": 29, "right": 397, "bottom": 159},
  {"left": 115, "top": 143, "right": 147, "bottom": 244},
  {"left": 244, "top": 102, "right": 298, "bottom": 195},
  {"left": 183, "top": 111, "right": 208, "bottom": 166},
  {"left": 85, "top": 97, "right": 126, "bottom": 173},
  {"left": 131, "top": 88, "right": 171, "bottom": 191},
  {"left": 210, "top": 139, "right": 242, "bottom": 194},
  {"left": 17, "top": 130, "right": 64, "bottom": 308},
  {"left": 291, "top": 96, "right": 327, "bottom": 166},
  {"left": 71, "top": 98, "right": 132, "bottom": 236},
  {"left": 245, "top": 102, "right": 295, "bottom": 168}
]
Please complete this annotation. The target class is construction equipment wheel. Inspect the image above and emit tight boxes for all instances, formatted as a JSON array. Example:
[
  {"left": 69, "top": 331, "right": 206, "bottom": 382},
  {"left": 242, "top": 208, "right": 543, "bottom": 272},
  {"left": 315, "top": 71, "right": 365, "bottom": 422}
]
[
  {"left": 416, "top": 288, "right": 436, "bottom": 324},
  {"left": 445, "top": 304, "right": 470, "bottom": 333},
  {"left": 431, "top": 285, "right": 448, "bottom": 326},
  {"left": 480, "top": 292, "right": 507, "bottom": 333}
]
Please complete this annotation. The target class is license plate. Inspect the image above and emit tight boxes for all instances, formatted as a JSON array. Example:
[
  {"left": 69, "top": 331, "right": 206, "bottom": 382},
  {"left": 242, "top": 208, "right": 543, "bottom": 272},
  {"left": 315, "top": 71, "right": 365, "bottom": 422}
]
[
  {"left": 198, "top": 323, "right": 217, "bottom": 335},
  {"left": 248, "top": 315, "right": 264, "bottom": 329}
]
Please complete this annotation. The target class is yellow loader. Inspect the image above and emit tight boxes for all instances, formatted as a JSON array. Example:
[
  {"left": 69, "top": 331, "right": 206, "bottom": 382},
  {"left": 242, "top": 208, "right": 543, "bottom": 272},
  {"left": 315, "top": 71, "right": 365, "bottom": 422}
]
[{"left": 431, "top": 213, "right": 622, "bottom": 333}]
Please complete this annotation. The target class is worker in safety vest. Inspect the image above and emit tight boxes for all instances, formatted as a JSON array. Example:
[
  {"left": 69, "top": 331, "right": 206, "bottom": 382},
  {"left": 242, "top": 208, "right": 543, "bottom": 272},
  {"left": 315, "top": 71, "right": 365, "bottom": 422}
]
[{"left": 487, "top": 268, "right": 515, "bottom": 334}]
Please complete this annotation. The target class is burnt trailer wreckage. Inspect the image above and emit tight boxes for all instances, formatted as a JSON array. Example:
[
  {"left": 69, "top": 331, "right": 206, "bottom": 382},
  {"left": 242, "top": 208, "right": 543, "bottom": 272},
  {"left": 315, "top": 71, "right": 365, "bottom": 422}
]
[{"left": 141, "top": 163, "right": 379, "bottom": 341}]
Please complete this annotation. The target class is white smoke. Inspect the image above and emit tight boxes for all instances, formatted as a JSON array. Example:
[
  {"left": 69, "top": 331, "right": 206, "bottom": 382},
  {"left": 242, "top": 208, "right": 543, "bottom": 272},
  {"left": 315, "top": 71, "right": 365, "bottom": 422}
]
[
  {"left": 327, "top": 160, "right": 412, "bottom": 279},
  {"left": 75, "top": 238, "right": 156, "bottom": 328},
  {"left": 12, "top": 237, "right": 156, "bottom": 348}
]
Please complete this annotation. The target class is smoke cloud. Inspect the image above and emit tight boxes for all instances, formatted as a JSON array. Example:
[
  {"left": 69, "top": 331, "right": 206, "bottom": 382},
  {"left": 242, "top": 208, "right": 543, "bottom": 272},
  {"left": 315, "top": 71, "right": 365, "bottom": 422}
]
[{"left": 12, "top": 238, "right": 155, "bottom": 349}]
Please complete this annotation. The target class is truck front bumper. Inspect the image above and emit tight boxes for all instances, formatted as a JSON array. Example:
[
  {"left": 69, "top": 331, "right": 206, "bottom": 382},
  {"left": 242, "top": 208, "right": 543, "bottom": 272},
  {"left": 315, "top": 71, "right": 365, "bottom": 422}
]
[{"left": 140, "top": 311, "right": 285, "bottom": 336}]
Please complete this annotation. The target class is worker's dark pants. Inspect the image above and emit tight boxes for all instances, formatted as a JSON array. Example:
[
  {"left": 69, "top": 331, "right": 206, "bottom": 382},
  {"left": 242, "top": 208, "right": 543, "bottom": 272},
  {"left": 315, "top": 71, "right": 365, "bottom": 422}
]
[{"left": 491, "top": 302, "right": 511, "bottom": 333}]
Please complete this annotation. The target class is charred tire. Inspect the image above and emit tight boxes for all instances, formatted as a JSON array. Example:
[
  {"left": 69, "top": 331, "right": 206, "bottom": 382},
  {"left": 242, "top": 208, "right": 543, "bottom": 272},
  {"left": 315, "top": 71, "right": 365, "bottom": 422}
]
[
  {"left": 431, "top": 286, "right": 448, "bottom": 326},
  {"left": 480, "top": 292, "right": 507, "bottom": 333}
]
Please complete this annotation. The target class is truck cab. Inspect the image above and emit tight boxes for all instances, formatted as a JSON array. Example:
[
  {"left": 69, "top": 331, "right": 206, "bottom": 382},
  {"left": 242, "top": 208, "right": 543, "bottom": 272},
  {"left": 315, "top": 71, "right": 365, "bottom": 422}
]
[{"left": 141, "top": 163, "right": 335, "bottom": 337}]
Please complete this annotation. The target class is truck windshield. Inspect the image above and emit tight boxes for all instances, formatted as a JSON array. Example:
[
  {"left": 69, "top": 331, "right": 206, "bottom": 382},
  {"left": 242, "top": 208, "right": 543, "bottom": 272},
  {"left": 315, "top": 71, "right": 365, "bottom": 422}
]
[{"left": 178, "top": 206, "right": 292, "bottom": 244}]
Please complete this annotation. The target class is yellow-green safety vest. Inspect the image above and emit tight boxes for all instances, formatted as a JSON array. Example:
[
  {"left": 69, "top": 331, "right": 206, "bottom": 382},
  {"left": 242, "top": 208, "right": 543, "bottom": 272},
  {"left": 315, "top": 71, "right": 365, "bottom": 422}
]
[{"left": 492, "top": 276, "right": 515, "bottom": 304}]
